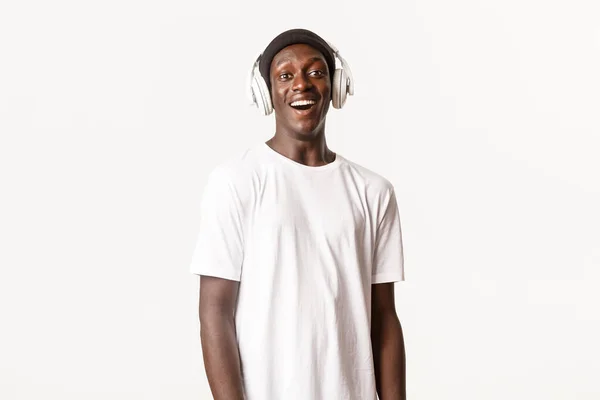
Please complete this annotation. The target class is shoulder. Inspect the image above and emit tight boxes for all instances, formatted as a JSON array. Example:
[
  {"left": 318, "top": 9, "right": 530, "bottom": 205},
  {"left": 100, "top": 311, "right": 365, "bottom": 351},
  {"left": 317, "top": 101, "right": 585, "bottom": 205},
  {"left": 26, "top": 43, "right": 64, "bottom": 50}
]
[
  {"left": 339, "top": 155, "right": 400, "bottom": 225},
  {"left": 206, "top": 145, "right": 263, "bottom": 186},
  {"left": 202, "top": 145, "right": 268, "bottom": 206},
  {"left": 339, "top": 155, "right": 396, "bottom": 197}
]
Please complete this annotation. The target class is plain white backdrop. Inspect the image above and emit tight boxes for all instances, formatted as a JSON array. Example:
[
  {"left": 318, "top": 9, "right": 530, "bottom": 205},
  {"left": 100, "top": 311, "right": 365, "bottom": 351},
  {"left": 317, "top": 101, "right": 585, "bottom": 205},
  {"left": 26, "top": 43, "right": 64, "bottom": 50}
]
[{"left": 1, "top": 0, "right": 599, "bottom": 399}]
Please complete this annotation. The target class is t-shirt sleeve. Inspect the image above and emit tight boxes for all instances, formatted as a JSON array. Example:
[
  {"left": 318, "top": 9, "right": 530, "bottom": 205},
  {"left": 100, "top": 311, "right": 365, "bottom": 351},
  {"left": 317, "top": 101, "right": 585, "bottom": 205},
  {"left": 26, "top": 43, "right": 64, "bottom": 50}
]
[
  {"left": 372, "top": 187, "right": 405, "bottom": 284},
  {"left": 189, "top": 167, "right": 244, "bottom": 281}
]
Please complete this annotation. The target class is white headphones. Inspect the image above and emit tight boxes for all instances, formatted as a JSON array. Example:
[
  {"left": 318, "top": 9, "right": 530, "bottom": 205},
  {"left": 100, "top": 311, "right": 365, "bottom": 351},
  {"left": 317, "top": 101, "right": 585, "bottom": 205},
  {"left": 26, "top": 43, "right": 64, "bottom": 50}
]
[{"left": 246, "top": 41, "right": 354, "bottom": 116}]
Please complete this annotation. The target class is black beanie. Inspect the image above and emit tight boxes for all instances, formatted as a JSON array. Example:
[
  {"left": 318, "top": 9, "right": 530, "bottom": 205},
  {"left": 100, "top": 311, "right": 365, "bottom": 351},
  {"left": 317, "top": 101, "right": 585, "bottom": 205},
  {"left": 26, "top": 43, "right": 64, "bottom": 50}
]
[{"left": 258, "top": 29, "right": 336, "bottom": 93}]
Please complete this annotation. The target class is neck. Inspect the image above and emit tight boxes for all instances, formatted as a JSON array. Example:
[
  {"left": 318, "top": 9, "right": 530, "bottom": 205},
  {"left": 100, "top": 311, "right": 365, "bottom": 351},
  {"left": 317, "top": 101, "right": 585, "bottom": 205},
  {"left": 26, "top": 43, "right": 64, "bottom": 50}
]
[{"left": 266, "top": 130, "right": 335, "bottom": 167}]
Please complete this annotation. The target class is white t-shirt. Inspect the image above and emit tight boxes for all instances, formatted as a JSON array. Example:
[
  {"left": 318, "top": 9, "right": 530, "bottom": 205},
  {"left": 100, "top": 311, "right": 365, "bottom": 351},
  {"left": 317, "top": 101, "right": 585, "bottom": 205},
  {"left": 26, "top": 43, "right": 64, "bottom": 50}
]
[{"left": 190, "top": 142, "right": 404, "bottom": 400}]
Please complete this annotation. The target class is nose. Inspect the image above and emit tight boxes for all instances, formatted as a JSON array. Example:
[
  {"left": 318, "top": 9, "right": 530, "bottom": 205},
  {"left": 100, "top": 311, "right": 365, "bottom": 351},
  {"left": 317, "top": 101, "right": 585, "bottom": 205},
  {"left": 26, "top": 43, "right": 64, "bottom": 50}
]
[{"left": 292, "top": 72, "right": 313, "bottom": 92}]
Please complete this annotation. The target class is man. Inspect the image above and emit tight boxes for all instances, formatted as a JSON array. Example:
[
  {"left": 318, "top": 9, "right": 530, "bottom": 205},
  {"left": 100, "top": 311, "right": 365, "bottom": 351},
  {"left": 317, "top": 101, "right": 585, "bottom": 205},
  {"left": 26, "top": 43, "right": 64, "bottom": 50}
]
[{"left": 190, "top": 29, "right": 406, "bottom": 400}]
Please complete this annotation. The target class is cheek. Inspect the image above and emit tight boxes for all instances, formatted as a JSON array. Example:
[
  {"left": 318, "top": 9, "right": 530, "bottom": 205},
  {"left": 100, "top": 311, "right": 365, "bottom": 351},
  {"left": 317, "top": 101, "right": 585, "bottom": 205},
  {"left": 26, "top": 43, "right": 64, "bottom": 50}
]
[
  {"left": 320, "top": 81, "right": 332, "bottom": 101},
  {"left": 271, "top": 86, "right": 287, "bottom": 108}
]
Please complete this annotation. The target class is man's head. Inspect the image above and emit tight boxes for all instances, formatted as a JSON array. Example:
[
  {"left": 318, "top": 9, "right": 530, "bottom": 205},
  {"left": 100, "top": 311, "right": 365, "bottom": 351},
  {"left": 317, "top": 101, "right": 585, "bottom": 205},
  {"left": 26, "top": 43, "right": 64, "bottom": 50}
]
[{"left": 258, "top": 29, "right": 337, "bottom": 140}]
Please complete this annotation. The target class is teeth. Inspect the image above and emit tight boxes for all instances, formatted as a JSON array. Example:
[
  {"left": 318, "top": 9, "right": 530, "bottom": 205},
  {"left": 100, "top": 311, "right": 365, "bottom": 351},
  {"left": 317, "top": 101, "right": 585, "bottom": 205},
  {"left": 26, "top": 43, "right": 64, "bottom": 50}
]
[{"left": 290, "top": 100, "right": 316, "bottom": 107}]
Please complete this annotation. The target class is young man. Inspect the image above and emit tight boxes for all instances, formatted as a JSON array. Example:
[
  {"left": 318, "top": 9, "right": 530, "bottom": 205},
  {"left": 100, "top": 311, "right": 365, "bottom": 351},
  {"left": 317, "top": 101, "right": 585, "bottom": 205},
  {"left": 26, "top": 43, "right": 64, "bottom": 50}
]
[{"left": 190, "top": 29, "right": 406, "bottom": 400}]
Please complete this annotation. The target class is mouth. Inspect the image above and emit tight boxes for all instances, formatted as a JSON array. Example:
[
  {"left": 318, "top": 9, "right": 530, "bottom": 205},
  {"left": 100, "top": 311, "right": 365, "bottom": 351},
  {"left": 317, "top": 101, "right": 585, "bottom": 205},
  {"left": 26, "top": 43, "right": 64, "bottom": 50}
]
[{"left": 289, "top": 99, "right": 317, "bottom": 111}]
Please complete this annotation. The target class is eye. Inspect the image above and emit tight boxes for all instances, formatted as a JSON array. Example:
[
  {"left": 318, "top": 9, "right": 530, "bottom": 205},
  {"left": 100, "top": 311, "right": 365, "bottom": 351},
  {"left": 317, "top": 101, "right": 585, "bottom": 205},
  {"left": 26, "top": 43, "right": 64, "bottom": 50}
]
[
  {"left": 279, "top": 73, "right": 291, "bottom": 80},
  {"left": 309, "top": 70, "right": 324, "bottom": 77}
]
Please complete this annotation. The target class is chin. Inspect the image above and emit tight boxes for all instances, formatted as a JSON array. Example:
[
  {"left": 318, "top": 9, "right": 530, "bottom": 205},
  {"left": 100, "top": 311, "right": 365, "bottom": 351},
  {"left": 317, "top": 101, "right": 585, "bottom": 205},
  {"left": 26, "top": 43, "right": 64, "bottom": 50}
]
[
  {"left": 274, "top": 105, "right": 328, "bottom": 139},
  {"left": 291, "top": 121, "right": 324, "bottom": 140},
  {"left": 292, "top": 111, "right": 327, "bottom": 135}
]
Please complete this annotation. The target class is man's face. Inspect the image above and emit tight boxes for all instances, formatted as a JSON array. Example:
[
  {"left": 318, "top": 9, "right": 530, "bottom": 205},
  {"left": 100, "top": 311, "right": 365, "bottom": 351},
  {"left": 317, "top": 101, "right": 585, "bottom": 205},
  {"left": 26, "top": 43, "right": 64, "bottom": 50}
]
[{"left": 269, "top": 44, "right": 331, "bottom": 140}]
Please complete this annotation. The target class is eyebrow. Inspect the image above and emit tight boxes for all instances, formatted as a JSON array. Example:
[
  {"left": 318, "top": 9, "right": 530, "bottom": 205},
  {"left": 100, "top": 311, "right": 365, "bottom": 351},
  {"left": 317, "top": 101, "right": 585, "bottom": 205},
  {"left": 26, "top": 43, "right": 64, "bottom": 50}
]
[{"left": 275, "top": 56, "right": 326, "bottom": 67}]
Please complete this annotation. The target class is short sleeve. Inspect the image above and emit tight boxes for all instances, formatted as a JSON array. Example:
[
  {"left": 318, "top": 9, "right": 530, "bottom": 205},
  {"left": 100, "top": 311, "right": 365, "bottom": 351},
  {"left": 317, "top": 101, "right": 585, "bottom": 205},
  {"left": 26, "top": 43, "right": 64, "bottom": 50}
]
[
  {"left": 372, "top": 188, "right": 405, "bottom": 284},
  {"left": 189, "top": 167, "right": 244, "bottom": 281}
]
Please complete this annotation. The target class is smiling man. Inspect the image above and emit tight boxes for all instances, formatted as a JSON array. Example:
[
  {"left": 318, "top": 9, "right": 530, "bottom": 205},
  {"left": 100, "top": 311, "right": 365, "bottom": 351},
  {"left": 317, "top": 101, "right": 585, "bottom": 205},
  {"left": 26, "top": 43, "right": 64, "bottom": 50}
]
[{"left": 190, "top": 29, "right": 406, "bottom": 400}]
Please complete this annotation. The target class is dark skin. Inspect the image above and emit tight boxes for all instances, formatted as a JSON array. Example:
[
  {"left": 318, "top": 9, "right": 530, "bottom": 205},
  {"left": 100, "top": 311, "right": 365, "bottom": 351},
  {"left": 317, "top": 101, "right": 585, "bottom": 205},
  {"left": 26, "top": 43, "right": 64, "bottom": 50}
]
[
  {"left": 266, "top": 43, "right": 336, "bottom": 166},
  {"left": 199, "top": 276, "right": 243, "bottom": 400},
  {"left": 198, "top": 43, "right": 406, "bottom": 400},
  {"left": 372, "top": 282, "right": 407, "bottom": 400}
]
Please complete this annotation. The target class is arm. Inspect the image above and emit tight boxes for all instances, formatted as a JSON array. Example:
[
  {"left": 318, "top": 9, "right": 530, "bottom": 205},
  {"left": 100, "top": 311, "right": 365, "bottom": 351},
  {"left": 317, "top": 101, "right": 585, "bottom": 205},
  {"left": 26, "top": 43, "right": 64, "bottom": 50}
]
[
  {"left": 371, "top": 282, "right": 406, "bottom": 400},
  {"left": 198, "top": 275, "right": 244, "bottom": 400}
]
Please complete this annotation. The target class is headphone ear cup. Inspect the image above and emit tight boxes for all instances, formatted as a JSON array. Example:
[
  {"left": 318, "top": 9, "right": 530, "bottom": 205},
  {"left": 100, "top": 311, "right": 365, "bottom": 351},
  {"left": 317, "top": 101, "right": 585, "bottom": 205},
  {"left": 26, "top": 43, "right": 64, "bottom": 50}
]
[
  {"left": 331, "top": 68, "right": 348, "bottom": 109},
  {"left": 252, "top": 74, "right": 273, "bottom": 116}
]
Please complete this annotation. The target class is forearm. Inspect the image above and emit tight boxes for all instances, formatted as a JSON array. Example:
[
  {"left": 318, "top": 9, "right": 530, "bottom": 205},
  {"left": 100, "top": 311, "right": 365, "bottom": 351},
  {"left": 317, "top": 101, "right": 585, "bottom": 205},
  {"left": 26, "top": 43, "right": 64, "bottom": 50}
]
[
  {"left": 372, "top": 312, "right": 406, "bottom": 400},
  {"left": 200, "top": 313, "right": 245, "bottom": 400}
]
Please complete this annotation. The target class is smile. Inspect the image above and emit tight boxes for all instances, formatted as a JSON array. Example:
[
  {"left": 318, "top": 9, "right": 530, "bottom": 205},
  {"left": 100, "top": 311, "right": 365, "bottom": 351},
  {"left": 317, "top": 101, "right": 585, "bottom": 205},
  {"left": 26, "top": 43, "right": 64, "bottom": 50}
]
[{"left": 290, "top": 99, "right": 316, "bottom": 110}]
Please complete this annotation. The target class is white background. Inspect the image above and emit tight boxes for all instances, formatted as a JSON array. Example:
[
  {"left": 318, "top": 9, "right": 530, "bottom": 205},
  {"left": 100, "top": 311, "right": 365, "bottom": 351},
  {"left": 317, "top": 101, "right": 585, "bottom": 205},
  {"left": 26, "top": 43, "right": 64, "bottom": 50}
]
[{"left": 1, "top": 0, "right": 599, "bottom": 399}]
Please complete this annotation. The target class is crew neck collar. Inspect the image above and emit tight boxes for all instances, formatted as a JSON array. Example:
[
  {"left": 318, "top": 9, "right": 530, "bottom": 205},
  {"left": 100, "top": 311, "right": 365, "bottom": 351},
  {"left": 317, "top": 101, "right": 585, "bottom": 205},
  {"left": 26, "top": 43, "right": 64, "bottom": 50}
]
[{"left": 261, "top": 142, "right": 343, "bottom": 171}]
